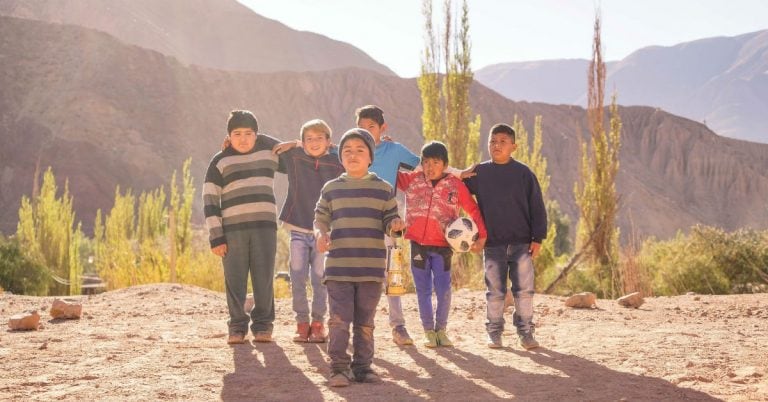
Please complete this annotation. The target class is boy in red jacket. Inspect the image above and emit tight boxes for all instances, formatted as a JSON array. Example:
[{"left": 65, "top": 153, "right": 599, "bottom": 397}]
[{"left": 396, "top": 141, "right": 487, "bottom": 347}]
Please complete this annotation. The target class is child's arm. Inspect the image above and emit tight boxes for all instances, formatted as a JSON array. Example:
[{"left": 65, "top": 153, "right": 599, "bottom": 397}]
[
  {"left": 382, "top": 190, "right": 404, "bottom": 235},
  {"left": 314, "top": 189, "right": 332, "bottom": 252},
  {"left": 272, "top": 140, "right": 301, "bottom": 155},
  {"left": 395, "top": 170, "right": 419, "bottom": 191},
  {"left": 456, "top": 180, "right": 488, "bottom": 253},
  {"left": 203, "top": 160, "right": 227, "bottom": 256}
]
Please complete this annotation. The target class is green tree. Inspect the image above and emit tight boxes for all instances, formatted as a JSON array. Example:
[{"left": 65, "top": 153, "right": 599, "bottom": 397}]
[
  {"left": 15, "top": 168, "right": 83, "bottom": 295},
  {"left": 0, "top": 236, "right": 49, "bottom": 295},
  {"left": 418, "top": 0, "right": 481, "bottom": 167},
  {"left": 573, "top": 13, "right": 623, "bottom": 298}
]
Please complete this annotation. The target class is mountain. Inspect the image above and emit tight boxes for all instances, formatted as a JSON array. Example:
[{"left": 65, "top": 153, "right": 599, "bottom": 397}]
[
  {"left": 0, "top": 0, "right": 394, "bottom": 76},
  {"left": 476, "top": 31, "right": 768, "bottom": 144},
  {"left": 2, "top": 16, "right": 768, "bottom": 242}
]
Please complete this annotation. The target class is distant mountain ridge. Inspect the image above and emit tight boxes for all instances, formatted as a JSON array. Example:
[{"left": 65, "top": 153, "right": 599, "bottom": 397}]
[
  {"left": 0, "top": 0, "right": 395, "bottom": 76},
  {"left": 476, "top": 30, "right": 768, "bottom": 144},
  {"left": 2, "top": 16, "right": 768, "bottom": 241}
]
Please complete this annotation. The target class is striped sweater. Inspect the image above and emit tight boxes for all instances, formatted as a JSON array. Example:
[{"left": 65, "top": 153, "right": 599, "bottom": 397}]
[
  {"left": 314, "top": 172, "right": 400, "bottom": 282},
  {"left": 203, "top": 134, "right": 285, "bottom": 248}
]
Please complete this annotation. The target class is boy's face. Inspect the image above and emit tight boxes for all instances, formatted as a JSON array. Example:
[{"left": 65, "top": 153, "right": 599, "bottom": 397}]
[
  {"left": 356, "top": 118, "right": 386, "bottom": 144},
  {"left": 488, "top": 133, "right": 516, "bottom": 163},
  {"left": 228, "top": 127, "right": 257, "bottom": 154},
  {"left": 341, "top": 137, "right": 371, "bottom": 177},
  {"left": 421, "top": 157, "right": 446, "bottom": 181},
  {"left": 302, "top": 129, "right": 331, "bottom": 158}
]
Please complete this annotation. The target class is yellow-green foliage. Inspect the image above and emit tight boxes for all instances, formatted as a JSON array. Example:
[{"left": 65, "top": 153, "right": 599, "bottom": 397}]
[
  {"left": 640, "top": 226, "right": 768, "bottom": 295},
  {"left": 15, "top": 168, "right": 83, "bottom": 295}
]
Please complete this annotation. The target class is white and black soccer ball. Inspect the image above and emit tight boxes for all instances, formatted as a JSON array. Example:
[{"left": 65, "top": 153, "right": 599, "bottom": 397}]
[{"left": 444, "top": 217, "right": 479, "bottom": 253}]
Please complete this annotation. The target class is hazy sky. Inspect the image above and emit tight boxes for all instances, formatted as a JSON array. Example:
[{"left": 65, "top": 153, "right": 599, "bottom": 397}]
[{"left": 240, "top": 0, "right": 768, "bottom": 77}]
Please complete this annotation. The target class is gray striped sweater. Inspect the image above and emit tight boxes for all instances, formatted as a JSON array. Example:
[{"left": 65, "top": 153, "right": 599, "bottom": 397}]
[
  {"left": 314, "top": 173, "right": 400, "bottom": 283},
  {"left": 203, "top": 134, "right": 285, "bottom": 248}
]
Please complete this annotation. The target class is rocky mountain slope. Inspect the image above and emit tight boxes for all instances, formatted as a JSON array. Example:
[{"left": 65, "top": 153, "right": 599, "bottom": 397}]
[
  {"left": 0, "top": 0, "right": 394, "bottom": 75},
  {"left": 1, "top": 16, "right": 768, "bottom": 241},
  {"left": 476, "top": 30, "right": 768, "bottom": 143}
]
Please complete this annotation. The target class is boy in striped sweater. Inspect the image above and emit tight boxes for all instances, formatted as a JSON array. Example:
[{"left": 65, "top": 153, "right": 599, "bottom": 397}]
[
  {"left": 203, "top": 110, "right": 286, "bottom": 345},
  {"left": 314, "top": 128, "right": 404, "bottom": 387}
]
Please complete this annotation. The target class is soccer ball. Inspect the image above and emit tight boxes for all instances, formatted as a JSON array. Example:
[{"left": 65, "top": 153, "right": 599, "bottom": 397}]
[{"left": 444, "top": 217, "right": 479, "bottom": 253}]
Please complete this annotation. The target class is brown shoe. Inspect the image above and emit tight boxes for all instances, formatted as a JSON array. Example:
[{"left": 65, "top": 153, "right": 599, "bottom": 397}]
[
  {"left": 293, "top": 322, "right": 310, "bottom": 343},
  {"left": 253, "top": 331, "right": 273, "bottom": 343},
  {"left": 308, "top": 321, "right": 327, "bottom": 343},
  {"left": 227, "top": 334, "right": 246, "bottom": 345}
]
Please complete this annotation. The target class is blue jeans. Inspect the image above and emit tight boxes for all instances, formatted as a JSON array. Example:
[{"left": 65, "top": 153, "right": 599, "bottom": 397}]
[
  {"left": 289, "top": 231, "right": 327, "bottom": 323},
  {"left": 410, "top": 242, "right": 452, "bottom": 331},
  {"left": 222, "top": 228, "right": 276, "bottom": 335},
  {"left": 326, "top": 281, "right": 382, "bottom": 374},
  {"left": 484, "top": 243, "right": 535, "bottom": 336}
]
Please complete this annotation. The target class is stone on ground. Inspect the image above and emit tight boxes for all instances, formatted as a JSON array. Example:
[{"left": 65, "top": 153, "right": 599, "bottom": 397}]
[
  {"left": 564, "top": 292, "right": 597, "bottom": 308},
  {"left": 50, "top": 298, "right": 83, "bottom": 319},
  {"left": 617, "top": 292, "right": 645, "bottom": 308},
  {"left": 8, "top": 311, "right": 40, "bottom": 330}
]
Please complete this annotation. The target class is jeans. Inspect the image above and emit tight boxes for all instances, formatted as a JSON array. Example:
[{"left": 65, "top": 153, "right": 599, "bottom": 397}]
[
  {"left": 222, "top": 228, "right": 276, "bottom": 335},
  {"left": 484, "top": 243, "right": 535, "bottom": 335},
  {"left": 326, "top": 281, "right": 382, "bottom": 374},
  {"left": 288, "top": 231, "right": 327, "bottom": 323},
  {"left": 410, "top": 242, "right": 452, "bottom": 331}
]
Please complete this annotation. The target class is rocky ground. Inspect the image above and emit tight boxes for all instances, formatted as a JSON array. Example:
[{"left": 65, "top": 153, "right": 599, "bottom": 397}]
[{"left": 1, "top": 284, "right": 766, "bottom": 401}]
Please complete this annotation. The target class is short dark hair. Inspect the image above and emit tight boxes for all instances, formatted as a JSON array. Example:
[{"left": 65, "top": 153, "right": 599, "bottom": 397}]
[
  {"left": 227, "top": 110, "right": 258, "bottom": 134},
  {"left": 355, "top": 105, "right": 385, "bottom": 126},
  {"left": 421, "top": 141, "right": 448, "bottom": 164},
  {"left": 490, "top": 123, "right": 515, "bottom": 142}
]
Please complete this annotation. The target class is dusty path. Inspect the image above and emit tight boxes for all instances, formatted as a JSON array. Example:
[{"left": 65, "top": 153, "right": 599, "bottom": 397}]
[{"left": 1, "top": 284, "right": 766, "bottom": 401}]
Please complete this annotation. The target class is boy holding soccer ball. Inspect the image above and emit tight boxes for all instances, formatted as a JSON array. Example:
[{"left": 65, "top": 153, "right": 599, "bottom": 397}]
[
  {"left": 396, "top": 141, "right": 487, "bottom": 348},
  {"left": 463, "top": 123, "right": 547, "bottom": 350}
]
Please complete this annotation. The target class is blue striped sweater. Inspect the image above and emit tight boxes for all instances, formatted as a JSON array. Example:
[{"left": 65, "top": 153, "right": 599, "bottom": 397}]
[{"left": 314, "top": 172, "right": 400, "bottom": 282}]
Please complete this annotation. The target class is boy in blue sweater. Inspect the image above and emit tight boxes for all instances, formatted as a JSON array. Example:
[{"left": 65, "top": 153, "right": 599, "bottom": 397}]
[
  {"left": 278, "top": 119, "right": 344, "bottom": 343},
  {"left": 464, "top": 123, "right": 547, "bottom": 350}
]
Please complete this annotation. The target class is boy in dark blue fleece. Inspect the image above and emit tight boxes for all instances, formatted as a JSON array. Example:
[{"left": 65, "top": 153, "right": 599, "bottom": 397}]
[{"left": 277, "top": 119, "right": 344, "bottom": 343}]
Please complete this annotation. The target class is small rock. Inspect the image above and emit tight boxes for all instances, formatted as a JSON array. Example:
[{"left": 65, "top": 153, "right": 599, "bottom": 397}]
[
  {"left": 50, "top": 299, "right": 83, "bottom": 319},
  {"left": 8, "top": 311, "right": 40, "bottom": 330},
  {"left": 564, "top": 292, "right": 597, "bottom": 308},
  {"left": 617, "top": 292, "right": 644, "bottom": 308},
  {"left": 686, "top": 291, "right": 696, "bottom": 296},
  {"left": 693, "top": 296, "right": 701, "bottom": 301}
]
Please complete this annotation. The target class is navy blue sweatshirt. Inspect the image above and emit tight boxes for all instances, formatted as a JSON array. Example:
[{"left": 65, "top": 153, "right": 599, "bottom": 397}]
[
  {"left": 279, "top": 147, "right": 345, "bottom": 231},
  {"left": 463, "top": 159, "right": 547, "bottom": 247}
]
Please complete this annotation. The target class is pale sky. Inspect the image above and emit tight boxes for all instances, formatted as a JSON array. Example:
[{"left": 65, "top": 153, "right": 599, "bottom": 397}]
[{"left": 239, "top": 0, "right": 768, "bottom": 78}]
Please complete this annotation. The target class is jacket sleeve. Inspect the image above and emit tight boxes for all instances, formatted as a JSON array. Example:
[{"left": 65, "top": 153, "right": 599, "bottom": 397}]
[
  {"left": 396, "top": 170, "right": 418, "bottom": 191},
  {"left": 456, "top": 179, "right": 487, "bottom": 239},
  {"left": 203, "top": 158, "right": 225, "bottom": 248},
  {"left": 528, "top": 172, "right": 548, "bottom": 242}
]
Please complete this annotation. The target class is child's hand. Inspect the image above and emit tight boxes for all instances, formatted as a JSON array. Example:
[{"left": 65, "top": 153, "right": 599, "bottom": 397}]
[
  {"left": 381, "top": 135, "right": 393, "bottom": 142},
  {"left": 211, "top": 244, "right": 227, "bottom": 257},
  {"left": 316, "top": 232, "right": 331, "bottom": 253},
  {"left": 459, "top": 163, "right": 478, "bottom": 179},
  {"left": 389, "top": 218, "right": 405, "bottom": 234},
  {"left": 272, "top": 140, "right": 300, "bottom": 155},
  {"left": 471, "top": 237, "right": 486, "bottom": 253},
  {"left": 221, "top": 137, "right": 231, "bottom": 151}
]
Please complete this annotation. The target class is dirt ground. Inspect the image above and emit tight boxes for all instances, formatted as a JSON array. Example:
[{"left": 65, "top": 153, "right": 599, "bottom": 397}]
[{"left": 1, "top": 283, "right": 766, "bottom": 401}]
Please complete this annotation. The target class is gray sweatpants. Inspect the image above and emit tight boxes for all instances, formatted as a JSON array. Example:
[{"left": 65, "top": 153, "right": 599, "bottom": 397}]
[{"left": 222, "top": 228, "right": 276, "bottom": 335}]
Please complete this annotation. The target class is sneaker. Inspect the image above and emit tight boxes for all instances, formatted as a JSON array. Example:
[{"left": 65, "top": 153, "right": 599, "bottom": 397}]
[
  {"left": 518, "top": 331, "right": 540, "bottom": 350},
  {"left": 308, "top": 321, "right": 327, "bottom": 343},
  {"left": 436, "top": 329, "right": 453, "bottom": 347},
  {"left": 423, "top": 330, "right": 438, "bottom": 348},
  {"left": 293, "top": 322, "right": 310, "bottom": 343},
  {"left": 354, "top": 369, "right": 382, "bottom": 383},
  {"left": 227, "top": 334, "right": 246, "bottom": 345},
  {"left": 253, "top": 331, "right": 273, "bottom": 343},
  {"left": 328, "top": 370, "right": 353, "bottom": 387},
  {"left": 392, "top": 326, "right": 413, "bottom": 346},
  {"left": 487, "top": 333, "right": 503, "bottom": 349}
]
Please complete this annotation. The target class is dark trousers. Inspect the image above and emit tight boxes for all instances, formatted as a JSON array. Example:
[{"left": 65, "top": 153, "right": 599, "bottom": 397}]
[
  {"left": 326, "top": 280, "right": 382, "bottom": 374},
  {"left": 222, "top": 228, "right": 276, "bottom": 335}
]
